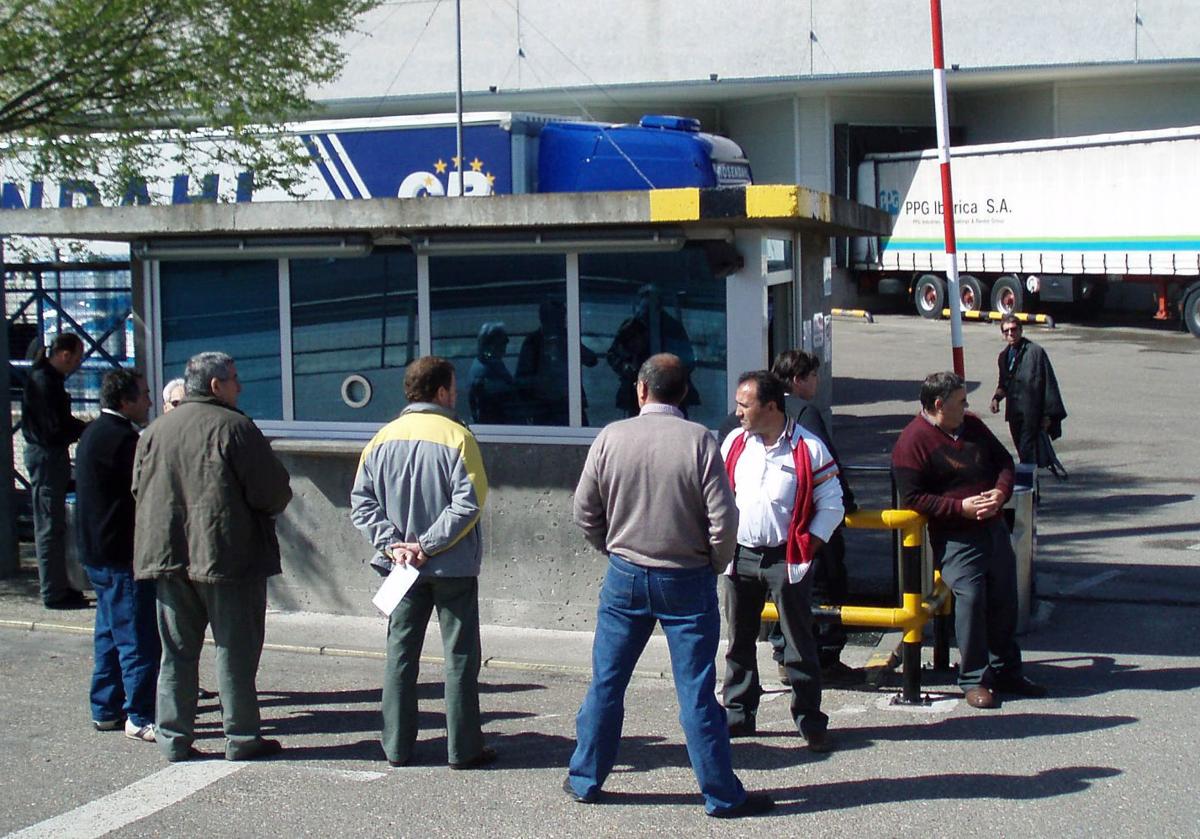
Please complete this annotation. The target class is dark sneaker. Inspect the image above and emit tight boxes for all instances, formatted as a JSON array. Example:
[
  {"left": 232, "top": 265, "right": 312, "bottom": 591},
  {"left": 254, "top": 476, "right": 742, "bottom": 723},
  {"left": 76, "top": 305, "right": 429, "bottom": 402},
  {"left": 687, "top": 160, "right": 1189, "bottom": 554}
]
[
  {"left": 727, "top": 719, "right": 757, "bottom": 738},
  {"left": 805, "top": 729, "right": 835, "bottom": 753},
  {"left": 92, "top": 718, "right": 123, "bottom": 732},
  {"left": 228, "top": 738, "right": 283, "bottom": 761},
  {"left": 45, "top": 590, "right": 90, "bottom": 609},
  {"left": 995, "top": 674, "right": 1047, "bottom": 698},
  {"left": 449, "top": 746, "right": 497, "bottom": 770},
  {"left": 562, "top": 776, "right": 600, "bottom": 804},
  {"left": 709, "top": 793, "right": 775, "bottom": 819}
]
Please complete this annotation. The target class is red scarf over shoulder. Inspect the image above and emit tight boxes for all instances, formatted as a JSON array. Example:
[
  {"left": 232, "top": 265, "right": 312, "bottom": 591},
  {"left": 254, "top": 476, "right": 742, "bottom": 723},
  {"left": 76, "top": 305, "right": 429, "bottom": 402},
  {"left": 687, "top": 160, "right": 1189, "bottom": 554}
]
[{"left": 724, "top": 420, "right": 815, "bottom": 583}]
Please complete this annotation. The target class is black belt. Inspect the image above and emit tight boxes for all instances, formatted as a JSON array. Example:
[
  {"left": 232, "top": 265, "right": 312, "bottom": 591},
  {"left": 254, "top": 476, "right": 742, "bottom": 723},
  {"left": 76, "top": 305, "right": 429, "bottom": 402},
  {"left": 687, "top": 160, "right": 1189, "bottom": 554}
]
[{"left": 735, "top": 544, "right": 786, "bottom": 560}]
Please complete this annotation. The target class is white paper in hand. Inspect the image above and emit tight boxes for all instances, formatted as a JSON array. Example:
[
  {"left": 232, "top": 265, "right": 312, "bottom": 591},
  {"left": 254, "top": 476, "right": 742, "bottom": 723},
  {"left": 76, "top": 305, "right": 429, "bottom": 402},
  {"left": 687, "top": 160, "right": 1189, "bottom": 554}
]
[{"left": 372, "top": 561, "right": 421, "bottom": 616}]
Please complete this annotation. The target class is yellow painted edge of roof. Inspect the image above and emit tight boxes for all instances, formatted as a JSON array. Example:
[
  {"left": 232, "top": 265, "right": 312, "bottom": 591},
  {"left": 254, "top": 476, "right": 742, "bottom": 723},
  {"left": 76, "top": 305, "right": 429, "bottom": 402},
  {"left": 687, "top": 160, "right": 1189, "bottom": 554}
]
[
  {"left": 649, "top": 188, "right": 700, "bottom": 222},
  {"left": 745, "top": 185, "right": 800, "bottom": 218}
]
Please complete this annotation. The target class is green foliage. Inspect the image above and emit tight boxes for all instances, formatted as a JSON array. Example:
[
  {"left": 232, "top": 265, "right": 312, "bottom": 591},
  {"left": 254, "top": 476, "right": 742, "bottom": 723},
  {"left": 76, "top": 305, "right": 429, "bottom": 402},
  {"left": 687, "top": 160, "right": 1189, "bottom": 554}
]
[{"left": 0, "top": 0, "right": 378, "bottom": 199}]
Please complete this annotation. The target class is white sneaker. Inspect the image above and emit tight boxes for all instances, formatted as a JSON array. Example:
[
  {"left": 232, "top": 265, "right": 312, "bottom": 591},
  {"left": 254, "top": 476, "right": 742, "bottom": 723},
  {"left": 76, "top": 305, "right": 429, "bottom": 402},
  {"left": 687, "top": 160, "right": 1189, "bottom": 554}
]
[{"left": 125, "top": 720, "right": 156, "bottom": 742}]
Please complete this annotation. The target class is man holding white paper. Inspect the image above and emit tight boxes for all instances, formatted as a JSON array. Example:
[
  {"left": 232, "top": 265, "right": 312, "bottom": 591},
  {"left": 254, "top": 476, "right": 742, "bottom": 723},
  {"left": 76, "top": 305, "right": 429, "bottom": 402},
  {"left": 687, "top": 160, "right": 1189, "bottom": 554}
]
[{"left": 350, "top": 356, "right": 495, "bottom": 771}]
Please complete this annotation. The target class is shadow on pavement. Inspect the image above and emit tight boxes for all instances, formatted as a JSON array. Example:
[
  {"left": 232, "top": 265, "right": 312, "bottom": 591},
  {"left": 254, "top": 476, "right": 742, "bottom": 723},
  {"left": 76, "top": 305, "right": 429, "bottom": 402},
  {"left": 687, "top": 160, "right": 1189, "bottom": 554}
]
[{"left": 771, "top": 765, "right": 1123, "bottom": 814}]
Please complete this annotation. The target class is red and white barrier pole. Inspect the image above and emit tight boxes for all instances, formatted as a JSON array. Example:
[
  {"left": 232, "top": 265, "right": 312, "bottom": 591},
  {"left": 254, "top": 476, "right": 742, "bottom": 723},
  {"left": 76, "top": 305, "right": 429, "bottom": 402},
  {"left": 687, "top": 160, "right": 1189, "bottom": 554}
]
[{"left": 929, "top": 0, "right": 965, "bottom": 377}]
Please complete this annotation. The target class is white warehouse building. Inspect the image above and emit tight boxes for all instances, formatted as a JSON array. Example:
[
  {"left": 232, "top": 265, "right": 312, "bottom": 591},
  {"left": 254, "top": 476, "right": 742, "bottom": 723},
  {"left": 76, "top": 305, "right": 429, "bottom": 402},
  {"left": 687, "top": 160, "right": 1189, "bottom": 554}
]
[{"left": 313, "top": 0, "right": 1200, "bottom": 314}]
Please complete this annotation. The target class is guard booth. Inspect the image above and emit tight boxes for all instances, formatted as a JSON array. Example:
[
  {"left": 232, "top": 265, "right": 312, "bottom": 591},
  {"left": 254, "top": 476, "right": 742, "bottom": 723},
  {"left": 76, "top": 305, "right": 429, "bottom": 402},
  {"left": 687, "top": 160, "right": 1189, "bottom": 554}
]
[{"left": 0, "top": 185, "right": 891, "bottom": 628}]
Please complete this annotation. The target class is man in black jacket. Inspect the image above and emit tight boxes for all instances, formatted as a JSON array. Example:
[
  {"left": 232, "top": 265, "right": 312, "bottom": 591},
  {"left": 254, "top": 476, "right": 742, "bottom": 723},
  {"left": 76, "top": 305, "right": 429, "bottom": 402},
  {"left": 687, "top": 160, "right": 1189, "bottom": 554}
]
[
  {"left": 21, "top": 333, "right": 87, "bottom": 608},
  {"left": 989, "top": 315, "right": 1067, "bottom": 465},
  {"left": 770, "top": 351, "right": 859, "bottom": 685},
  {"left": 76, "top": 369, "right": 157, "bottom": 739}
]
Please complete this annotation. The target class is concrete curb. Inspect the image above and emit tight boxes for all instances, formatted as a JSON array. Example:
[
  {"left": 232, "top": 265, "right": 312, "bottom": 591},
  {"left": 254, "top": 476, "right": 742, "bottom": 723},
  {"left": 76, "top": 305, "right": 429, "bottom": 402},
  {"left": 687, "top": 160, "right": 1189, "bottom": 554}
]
[{"left": 0, "top": 614, "right": 669, "bottom": 681}]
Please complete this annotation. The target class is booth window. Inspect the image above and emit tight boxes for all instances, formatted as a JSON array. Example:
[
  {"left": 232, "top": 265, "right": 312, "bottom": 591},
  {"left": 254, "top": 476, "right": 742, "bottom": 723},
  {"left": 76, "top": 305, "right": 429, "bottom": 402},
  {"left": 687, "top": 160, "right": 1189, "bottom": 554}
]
[
  {"left": 290, "top": 249, "right": 418, "bottom": 421},
  {"left": 580, "top": 247, "right": 726, "bottom": 430},
  {"left": 159, "top": 260, "right": 283, "bottom": 420},
  {"left": 429, "top": 254, "right": 568, "bottom": 426}
]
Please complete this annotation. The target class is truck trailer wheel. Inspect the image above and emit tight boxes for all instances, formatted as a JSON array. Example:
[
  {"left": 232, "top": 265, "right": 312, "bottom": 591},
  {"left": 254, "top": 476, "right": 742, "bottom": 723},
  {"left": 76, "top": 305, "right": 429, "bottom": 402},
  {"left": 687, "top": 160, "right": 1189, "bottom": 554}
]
[
  {"left": 991, "top": 275, "right": 1024, "bottom": 314},
  {"left": 1182, "top": 285, "right": 1200, "bottom": 338},
  {"left": 914, "top": 274, "right": 946, "bottom": 319},
  {"left": 958, "top": 274, "right": 985, "bottom": 311}
]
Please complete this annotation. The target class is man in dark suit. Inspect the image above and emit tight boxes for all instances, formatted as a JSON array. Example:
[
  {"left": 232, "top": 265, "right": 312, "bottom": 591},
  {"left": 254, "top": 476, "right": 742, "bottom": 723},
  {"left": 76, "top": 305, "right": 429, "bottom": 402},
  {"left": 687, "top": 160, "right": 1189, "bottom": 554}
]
[
  {"left": 75, "top": 368, "right": 157, "bottom": 740},
  {"left": 989, "top": 315, "right": 1067, "bottom": 466}
]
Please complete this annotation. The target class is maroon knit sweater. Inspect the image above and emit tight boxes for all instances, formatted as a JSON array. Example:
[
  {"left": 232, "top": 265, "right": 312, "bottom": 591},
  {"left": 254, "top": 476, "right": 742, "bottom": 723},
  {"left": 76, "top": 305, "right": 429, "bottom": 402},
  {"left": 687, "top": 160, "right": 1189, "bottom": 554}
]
[{"left": 891, "top": 412, "right": 1014, "bottom": 534}]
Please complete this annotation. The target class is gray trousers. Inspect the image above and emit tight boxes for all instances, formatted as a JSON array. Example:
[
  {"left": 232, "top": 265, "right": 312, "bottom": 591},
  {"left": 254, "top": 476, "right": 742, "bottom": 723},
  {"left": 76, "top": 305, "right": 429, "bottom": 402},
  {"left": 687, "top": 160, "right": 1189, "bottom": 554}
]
[
  {"left": 155, "top": 573, "right": 268, "bottom": 760},
  {"left": 933, "top": 518, "right": 1023, "bottom": 688},
  {"left": 25, "top": 444, "right": 72, "bottom": 603},
  {"left": 382, "top": 576, "right": 483, "bottom": 766}
]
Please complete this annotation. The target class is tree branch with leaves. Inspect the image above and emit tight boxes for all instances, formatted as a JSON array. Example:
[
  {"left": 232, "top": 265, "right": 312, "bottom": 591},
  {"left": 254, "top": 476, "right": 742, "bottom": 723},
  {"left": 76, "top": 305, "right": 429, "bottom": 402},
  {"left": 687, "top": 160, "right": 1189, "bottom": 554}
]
[{"left": 0, "top": 0, "right": 379, "bottom": 200}]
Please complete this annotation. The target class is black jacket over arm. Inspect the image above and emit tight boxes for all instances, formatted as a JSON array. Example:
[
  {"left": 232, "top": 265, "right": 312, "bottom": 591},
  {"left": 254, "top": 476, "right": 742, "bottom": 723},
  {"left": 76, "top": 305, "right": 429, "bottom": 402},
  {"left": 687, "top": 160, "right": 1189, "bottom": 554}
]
[
  {"left": 996, "top": 339, "right": 1067, "bottom": 440},
  {"left": 75, "top": 412, "right": 139, "bottom": 568}
]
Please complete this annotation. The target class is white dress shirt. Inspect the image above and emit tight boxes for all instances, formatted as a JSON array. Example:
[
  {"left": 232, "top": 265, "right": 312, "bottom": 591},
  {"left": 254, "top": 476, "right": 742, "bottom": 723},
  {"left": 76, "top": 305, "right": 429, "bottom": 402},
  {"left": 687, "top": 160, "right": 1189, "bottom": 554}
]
[{"left": 721, "top": 420, "right": 844, "bottom": 549}]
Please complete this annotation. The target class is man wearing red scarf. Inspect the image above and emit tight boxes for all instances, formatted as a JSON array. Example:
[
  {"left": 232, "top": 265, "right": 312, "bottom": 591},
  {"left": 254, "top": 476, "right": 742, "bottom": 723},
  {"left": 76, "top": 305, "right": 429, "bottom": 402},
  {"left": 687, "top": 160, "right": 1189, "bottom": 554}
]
[{"left": 720, "top": 371, "right": 844, "bottom": 752}]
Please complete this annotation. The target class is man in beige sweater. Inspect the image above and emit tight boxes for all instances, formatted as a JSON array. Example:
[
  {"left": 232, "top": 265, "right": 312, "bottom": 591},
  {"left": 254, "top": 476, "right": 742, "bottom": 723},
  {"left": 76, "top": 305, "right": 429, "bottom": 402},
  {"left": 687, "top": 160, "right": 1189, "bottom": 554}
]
[{"left": 564, "top": 353, "right": 773, "bottom": 819}]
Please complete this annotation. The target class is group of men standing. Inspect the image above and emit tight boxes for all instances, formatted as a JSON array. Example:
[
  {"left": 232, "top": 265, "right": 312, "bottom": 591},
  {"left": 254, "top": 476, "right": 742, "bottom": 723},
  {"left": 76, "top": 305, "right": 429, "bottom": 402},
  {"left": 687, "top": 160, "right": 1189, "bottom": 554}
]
[
  {"left": 343, "top": 314, "right": 1064, "bottom": 817},
  {"left": 24, "top": 341, "right": 292, "bottom": 761},
  {"left": 26, "top": 310, "right": 1061, "bottom": 813}
]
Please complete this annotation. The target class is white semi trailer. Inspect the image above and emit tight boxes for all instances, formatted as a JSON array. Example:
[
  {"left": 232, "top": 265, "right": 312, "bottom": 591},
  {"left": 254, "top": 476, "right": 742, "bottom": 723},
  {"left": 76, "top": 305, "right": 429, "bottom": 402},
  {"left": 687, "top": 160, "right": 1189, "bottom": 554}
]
[{"left": 851, "top": 125, "right": 1200, "bottom": 337}]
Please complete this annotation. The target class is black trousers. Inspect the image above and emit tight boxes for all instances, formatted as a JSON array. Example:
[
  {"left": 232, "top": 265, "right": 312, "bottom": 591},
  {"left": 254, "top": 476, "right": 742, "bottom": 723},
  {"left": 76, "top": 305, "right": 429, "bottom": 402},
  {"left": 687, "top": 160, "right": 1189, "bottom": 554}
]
[
  {"left": 770, "top": 529, "right": 847, "bottom": 668},
  {"left": 722, "top": 545, "right": 827, "bottom": 738},
  {"left": 1008, "top": 415, "right": 1040, "bottom": 465}
]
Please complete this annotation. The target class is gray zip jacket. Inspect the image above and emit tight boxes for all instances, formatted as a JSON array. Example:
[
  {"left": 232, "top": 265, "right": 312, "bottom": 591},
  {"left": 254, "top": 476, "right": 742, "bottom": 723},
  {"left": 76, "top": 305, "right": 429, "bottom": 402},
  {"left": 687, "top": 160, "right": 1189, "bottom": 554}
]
[{"left": 351, "top": 403, "right": 489, "bottom": 577}]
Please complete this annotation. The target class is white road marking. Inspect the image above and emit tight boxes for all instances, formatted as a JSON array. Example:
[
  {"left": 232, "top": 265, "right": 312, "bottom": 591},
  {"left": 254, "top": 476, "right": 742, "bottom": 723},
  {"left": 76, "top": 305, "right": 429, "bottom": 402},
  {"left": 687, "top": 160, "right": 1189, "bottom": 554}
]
[
  {"left": 297, "top": 767, "right": 387, "bottom": 782},
  {"left": 5, "top": 761, "right": 244, "bottom": 839}
]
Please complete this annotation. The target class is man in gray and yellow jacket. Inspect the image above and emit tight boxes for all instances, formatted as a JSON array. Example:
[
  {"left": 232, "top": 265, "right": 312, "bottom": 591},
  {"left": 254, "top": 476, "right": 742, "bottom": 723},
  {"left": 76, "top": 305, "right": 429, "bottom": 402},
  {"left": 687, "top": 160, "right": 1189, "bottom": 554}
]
[
  {"left": 351, "top": 356, "right": 494, "bottom": 771},
  {"left": 134, "top": 351, "right": 292, "bottom": 762}
]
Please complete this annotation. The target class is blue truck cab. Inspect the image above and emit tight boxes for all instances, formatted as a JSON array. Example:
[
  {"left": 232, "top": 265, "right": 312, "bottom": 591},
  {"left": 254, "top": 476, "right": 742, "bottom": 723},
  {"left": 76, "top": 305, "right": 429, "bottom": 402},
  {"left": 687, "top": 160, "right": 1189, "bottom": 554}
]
[{"left": 538, "top": 114, "right": 752, "bottom": 192}]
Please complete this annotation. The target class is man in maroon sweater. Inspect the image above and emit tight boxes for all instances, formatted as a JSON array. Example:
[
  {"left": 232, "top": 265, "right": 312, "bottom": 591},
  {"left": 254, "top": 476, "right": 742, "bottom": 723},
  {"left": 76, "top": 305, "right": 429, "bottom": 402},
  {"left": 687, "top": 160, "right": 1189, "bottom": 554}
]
[{"left": 892, "top": 372, "right": 1046, "bottom": 709}]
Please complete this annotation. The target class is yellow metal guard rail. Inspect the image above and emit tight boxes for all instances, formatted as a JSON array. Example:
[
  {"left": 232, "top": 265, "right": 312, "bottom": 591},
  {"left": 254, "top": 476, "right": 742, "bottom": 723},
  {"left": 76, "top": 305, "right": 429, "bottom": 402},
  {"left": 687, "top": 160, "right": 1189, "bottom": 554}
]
[{"left": 761, "top": 508, "right": 951, "bottom": 703}]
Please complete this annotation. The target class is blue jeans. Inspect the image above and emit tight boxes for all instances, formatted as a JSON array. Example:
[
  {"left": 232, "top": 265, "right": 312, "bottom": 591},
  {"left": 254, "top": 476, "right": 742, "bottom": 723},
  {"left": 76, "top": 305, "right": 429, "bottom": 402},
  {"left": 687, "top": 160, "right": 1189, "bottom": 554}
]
[
  {"left": 84, "top": 565, "right": 160, "bottom": 726},
  {"left": 567, "top": 554, "right": 746, "bottom": 815}
]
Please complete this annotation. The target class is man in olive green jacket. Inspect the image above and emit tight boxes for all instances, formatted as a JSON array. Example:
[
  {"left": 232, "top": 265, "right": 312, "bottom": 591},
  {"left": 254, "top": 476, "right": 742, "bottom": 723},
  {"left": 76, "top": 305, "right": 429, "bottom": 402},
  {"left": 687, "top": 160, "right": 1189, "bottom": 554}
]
[{"left": 133, "top": 351, "right": 292, "bottom": 762}]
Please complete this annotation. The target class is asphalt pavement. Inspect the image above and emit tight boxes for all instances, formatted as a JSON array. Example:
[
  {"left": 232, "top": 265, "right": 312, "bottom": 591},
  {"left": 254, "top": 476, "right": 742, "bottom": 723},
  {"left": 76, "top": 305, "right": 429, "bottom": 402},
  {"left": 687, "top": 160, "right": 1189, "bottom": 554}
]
[{"left": 1, "top": 313, "right": 1198, "bottom": 837}]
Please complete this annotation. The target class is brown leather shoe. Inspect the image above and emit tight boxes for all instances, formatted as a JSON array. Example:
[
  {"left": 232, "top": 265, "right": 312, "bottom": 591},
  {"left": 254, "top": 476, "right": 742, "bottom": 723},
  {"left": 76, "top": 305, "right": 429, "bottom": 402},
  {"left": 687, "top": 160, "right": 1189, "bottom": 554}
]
[{"left": 964, "top": 686, "right": 998, "bottom": 709}]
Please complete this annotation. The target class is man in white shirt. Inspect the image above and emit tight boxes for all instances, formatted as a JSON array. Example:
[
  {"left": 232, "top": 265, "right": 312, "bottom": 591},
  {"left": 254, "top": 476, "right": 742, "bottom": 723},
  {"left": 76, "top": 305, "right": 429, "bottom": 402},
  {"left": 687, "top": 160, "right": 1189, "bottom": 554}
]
[{"left": 720, "top": 370, "right": 844, "bottom": 752}]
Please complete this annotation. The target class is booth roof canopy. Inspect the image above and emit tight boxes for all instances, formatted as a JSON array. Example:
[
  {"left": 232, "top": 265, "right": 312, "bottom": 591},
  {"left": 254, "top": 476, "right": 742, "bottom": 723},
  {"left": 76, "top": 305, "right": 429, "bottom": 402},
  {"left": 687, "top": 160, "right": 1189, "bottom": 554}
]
[{"left": 0, "top": 184, "right": 892, "bottom": 242}]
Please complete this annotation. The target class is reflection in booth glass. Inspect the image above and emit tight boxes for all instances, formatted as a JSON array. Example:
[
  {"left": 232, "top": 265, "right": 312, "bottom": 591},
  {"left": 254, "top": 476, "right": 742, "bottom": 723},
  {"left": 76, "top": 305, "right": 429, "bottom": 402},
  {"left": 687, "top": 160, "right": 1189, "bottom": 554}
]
[
  {"left": 430, "top": 253, "right": 567, "bottom": 427},
  {"left": 516, "top": 300, "right": 599, "bottom": 426},
  {"left": 468, "top": 322, "right": 520, "bottom": 424},
  {"left": 581, "top": 247, "right": 725, "bottom": 429}
]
